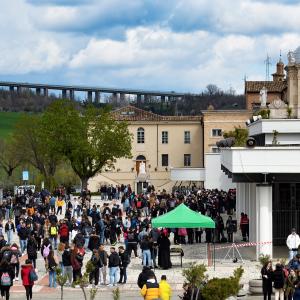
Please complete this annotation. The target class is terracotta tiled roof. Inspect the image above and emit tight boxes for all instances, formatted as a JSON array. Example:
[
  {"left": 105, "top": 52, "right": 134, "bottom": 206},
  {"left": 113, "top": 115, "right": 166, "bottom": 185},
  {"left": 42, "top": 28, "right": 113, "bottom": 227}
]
[
  {"left": 245, "top": 81, "right": 287, "bottom": 93},
  {"left": 111, "top": 105, "right": 202, "bottom": 122}
]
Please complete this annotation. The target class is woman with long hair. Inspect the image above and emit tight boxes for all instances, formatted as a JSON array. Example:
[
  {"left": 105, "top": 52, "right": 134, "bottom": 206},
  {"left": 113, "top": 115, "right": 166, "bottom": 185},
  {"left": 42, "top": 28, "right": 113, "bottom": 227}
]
[
  {"left": 0, "top": 259, "right": 14, "bottom": 300},
  {"left": 70, "top": 246, "right": 85, "bottom": 282},
  {"left": 57, "top": 242, "right": 65, "bottom": 272},
  {"left": 27, "top": 234, "right": 38, "bottom": 269},
  {"left": 46, "top": 250, "right": 58, "bottom": 288},
  {"left": 10, "top": 243, "right": 21, "bottom": 281},
  {"left": 21, "top": 259, "right": 34, "bottom": 300},
  {"left": 261, "top": 260, "right": 273, "bottom": 300}
]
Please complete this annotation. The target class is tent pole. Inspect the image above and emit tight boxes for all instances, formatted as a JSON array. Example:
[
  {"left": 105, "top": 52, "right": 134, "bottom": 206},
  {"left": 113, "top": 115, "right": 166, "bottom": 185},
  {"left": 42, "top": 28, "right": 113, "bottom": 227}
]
[{"left": 213, "top": 241, "right": 215, "bottom": 271}]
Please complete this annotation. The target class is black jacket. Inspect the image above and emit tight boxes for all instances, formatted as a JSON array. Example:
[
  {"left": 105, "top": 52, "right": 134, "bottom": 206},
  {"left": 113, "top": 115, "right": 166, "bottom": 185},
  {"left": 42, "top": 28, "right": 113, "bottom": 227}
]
[
  {"left": 137, "top": 268, "right": 157, "bottom": 289},
  {"left": 62, "top": 249, "right": 72, "bottom": 266},
  {"left": 18, "top": 227, "right": 30, "bottom": 240},
  {"left": 0, "top": 264, "right": 15, "bottom": 287},
  {"left": 119, "top": 251, "right": 130, "bottom": 267},
  {"left": 108, "top": 252, "right": 120, "bottom": 268},
  {"left": 272, "top": 267, "right": 285, "bottom": 289},
  {"left": 88, "top": 235, "right": 100, "bottom": 251}
]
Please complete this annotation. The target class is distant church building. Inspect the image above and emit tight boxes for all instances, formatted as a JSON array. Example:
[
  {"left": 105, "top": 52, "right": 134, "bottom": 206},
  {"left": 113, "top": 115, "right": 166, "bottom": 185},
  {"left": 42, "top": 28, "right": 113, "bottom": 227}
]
[{"left": 245, "top": 58, "right": 287, "bottom": 110}]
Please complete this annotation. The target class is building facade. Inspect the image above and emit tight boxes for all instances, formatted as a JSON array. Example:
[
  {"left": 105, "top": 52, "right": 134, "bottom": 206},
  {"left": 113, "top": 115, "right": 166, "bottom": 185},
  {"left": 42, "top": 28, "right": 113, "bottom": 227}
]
[{"left": 89, "top": 106, "right": 204, "bottom": 193}]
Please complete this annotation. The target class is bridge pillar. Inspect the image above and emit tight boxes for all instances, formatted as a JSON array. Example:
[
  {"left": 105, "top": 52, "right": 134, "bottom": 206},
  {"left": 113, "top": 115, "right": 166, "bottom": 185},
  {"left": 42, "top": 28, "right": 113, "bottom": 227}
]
[
  {"left": 112, "top": 92, "right": 118, "bottom": 104},
  {"left": 95, "top": 91, "right": 100, "bottom": 104},
  {"left": 36, "top": 88, "right": 41, "bottom": 95},
  {"left": 44, "top": 88, "right": 48, "bottom": 97},
  {"left": 87, "top": 91, "right": 93, "bottom": 102},
  {"left": 62, "top": 89, "right": 67, "bottom": 99},
  {"left": 17, "top": 86, "right": 22, "bottom": 94},
  {"left": 161, "top": 95, "right": 165, "bottom": 103},
  {"left": 9, "top": 86, "right": 15, "bottom": 92},
  {"left": 144, "top": 94, "right": 150, "bottom": 103},
  {"left": 120, "top": 93, "right": 126, "bottom": 106},
  {"left": 69, "top": 89, "right": 75, "bottom": 100},
  {"left": 136, "top": 94, "right": 141, "bottom": 107}
]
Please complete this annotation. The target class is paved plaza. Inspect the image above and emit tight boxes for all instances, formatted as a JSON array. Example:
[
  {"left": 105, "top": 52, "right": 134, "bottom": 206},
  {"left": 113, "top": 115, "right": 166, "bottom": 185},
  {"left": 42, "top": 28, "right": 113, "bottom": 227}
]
[{"left": 7, "top": 196, "right": 288, "bottom": 299}]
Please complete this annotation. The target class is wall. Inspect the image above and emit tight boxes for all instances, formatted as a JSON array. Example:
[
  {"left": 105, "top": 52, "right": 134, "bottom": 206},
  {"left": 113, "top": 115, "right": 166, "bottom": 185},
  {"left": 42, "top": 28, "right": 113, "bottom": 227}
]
[
  {"left": 204, "top": 153, "right": 236, "bottom": 191},
  {"left": 88, "top": 120, "right": 203, "bottom": 192},
  {"left": 246, "top": 92, "right": 282, "bottom": 110},
  {"left": 202, "top": 110, "right": 251, "bottom": 153}
]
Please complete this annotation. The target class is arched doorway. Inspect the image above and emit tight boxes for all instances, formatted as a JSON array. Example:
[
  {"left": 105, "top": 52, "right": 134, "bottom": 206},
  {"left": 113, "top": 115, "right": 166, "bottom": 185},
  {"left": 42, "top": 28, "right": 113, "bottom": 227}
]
[
  {"left": 135, "top": 155, "right": 148, "bottom": 193},
  {"left": 136, "top": 155, "right": 146, "bottom": 174}
]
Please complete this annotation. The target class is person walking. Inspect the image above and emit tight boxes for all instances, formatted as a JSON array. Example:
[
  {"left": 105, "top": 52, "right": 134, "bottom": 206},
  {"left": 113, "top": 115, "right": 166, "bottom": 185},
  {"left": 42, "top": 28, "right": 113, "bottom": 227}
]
[
  {"left": 46, "top": 250, "right": 58, "bottom": 288},
  {"left": 0, "top": 259, "right": 14, "bottom": 300},
  {"left": 286, "top": 228, "right": 300, "bottom": 260},
  {"left": 4, "top": 220, "right": 15, "bottom": 245},
  {"left": 62, "top": 243, "right": 73, "bottom": 286},
  {"left": 10, "top": 243, "right": 21, "bottom": 281},
  {"left": 140, "top": 236, "right": 153, "bottom": 267},
  {"left": 140, "top": 274, "right": 160, "bottom": 300},
  {"left": 118, "top": 246, "right": 130, "bottom": 284},
  {"left": 159, "top": 275, "right": 172, "bottom": 300},
  {"left": 108, "top": 247, "right": 120, "bottom": 287},
  {"left": 27, "top": 234, "right": 38, "bottom": 269},
  {"left": 98, "top": 244, "right": 108, "bottom": 285},
  {"left": 21, "top": 259, "right": 34, "bottom": 300},
  {"left": 261, "top": 261, "right": 273, "bottom": 300},
  {"left": 89, "top": 249, "right": 100, "bottom": 286}
]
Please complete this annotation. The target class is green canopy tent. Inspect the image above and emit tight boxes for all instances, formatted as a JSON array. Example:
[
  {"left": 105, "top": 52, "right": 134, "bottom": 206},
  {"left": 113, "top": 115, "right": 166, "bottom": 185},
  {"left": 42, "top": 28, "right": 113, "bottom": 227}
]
[
  {"left": 151, "top": 203, "right": 216, "bottom": 269},
  {"left": 152, "top": 203, "right": 215, "bottom": 229}
]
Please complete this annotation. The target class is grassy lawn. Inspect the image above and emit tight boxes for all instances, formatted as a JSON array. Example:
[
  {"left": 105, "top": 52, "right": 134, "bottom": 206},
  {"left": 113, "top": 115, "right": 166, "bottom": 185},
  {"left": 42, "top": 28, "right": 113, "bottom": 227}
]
[{"left": 0, "top": 112, "right": 23, "bottom": 139}]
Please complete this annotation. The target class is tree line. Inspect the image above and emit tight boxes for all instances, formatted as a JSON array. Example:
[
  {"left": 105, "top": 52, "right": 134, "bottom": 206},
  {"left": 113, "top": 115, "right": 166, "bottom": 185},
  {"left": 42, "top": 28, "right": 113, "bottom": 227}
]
[{"left": 0, "top": 100, "right": 132, "bottom": 191}]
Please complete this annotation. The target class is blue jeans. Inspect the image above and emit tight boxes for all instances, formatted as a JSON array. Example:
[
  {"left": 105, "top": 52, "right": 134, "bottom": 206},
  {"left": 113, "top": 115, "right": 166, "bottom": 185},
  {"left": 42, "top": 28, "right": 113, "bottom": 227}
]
[
  {"left": 84, "top": 237, "right": 89, "bottom": 249},
  {"left": 142, "top": 250, "right": 152, "bottom": 267},
  {"left": 100, "top": 231, "right": 105, "bottom": 244},
  {"left": 7, "top": 231, "right": 13, "bottom": 245},
  {"left": 109, "top": 267, "right": 119, "bottom": 285},
  {"left": 49, "top": 270, "right": 57, "bottom": 288},
  {"left": 50, "top": 237, "right": 57, "bottom": 249},
  {"left": 289, "top": 249, "right": 298, "bottom": 261},
  {"left": 20, "top": 239, "right": 27, "bottom": 253}
]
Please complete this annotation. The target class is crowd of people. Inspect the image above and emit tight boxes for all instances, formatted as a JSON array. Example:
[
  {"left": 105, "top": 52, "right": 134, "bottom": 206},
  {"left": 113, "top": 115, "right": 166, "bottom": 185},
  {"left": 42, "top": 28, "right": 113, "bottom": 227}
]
[{"left": 0, "top": 185, "right": 237, "bottom": 299}]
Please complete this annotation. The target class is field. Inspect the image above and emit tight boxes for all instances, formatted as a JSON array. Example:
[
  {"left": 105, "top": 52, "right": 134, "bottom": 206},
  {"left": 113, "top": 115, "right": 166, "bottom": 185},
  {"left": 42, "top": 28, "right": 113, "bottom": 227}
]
[{"left": 0, "top": 112, "right": 22, "bottom": 139}]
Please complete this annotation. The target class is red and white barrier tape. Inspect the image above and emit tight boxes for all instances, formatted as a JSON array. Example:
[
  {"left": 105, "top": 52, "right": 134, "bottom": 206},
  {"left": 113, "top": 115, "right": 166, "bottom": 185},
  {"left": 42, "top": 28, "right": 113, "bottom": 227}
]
[{"left": 213, "top": 241, "right": 272, "bottom": 250}]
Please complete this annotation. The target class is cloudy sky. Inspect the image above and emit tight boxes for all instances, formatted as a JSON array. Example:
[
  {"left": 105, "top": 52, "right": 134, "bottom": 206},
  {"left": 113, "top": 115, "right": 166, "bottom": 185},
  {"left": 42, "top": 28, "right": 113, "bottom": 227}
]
[{"left": 1, "top": 0, "right": 300, "bottom": 94}]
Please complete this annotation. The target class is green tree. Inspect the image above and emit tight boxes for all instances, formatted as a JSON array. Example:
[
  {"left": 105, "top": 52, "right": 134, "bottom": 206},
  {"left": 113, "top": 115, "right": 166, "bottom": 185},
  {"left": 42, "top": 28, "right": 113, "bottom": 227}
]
[
  {"left": 12, "top": 114, "right": 61, "bottom": 190},
  {"left": 223, "top": 126, "right": 248, "bottom": 147},
  {"left": 41, "top": 100, "right": 132, "bottom": 189},
  {"left": 0, "top": 138, "right": 22, "bottom": 177},
  {"left": 56, "top": 267, "right": 68, "bottom": 300}
]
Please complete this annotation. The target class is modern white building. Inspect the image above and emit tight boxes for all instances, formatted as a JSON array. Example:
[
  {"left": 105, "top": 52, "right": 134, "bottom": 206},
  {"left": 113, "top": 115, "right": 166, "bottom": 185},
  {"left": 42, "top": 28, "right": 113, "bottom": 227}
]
[{"left": 220, "top": 47, "right": 300, "bottom": 259}]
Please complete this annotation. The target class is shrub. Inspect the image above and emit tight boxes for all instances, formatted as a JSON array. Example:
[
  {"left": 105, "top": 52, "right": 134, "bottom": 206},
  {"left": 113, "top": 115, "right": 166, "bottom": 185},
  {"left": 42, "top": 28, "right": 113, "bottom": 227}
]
[
  {"left": 258, "top": 254, "right": 271, "bottom": 267},
  {"left": 201, "top": 266, "right": 244, "bottom": 300}
]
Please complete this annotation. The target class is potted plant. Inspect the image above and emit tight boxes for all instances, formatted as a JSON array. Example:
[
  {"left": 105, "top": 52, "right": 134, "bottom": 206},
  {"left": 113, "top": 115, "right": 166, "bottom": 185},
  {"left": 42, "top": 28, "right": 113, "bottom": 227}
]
[{"left": 287, "top": 107, "right": 292, "bottom": 119}]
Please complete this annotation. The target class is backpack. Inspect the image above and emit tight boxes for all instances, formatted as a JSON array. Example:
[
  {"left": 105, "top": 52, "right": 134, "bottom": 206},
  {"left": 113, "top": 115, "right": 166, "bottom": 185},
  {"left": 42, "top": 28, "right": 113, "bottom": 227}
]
[
  {"left": 50, "top": 226, "right": 57, "bottom": 236},
  {"left": 43, "top": 244, "right": 51, "bottom": 258},
  {"left": 60, "top": 225, "right": 68, "bottom": 237},
  {"left": 1, "top": 272, "right": 11, "bottom": 286},
  {"left": 10, "top": 253, "right": 18, "bottom": 264},
  {"left": 2, "top": 251, "right": 11, "bottom": 262},
  {"left": 29, "top": 269, "right": 38, "bottom": 282}
]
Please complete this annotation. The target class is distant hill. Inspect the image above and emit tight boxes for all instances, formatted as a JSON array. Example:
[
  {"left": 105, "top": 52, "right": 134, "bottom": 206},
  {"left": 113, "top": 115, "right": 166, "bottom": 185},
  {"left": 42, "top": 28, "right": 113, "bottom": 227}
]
[{"left": 0, "top": 112, "right": 23, "bottom": 139}]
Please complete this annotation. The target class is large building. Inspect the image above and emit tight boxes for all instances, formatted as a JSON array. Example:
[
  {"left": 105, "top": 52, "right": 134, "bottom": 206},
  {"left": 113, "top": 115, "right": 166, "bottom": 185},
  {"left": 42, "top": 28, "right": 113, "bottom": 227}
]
[
  {"left": 221, "top": 47, "right": 300, "bottom": 258},
  {"left": 88, "top": 106, "right": 250, "bottom": 192}
]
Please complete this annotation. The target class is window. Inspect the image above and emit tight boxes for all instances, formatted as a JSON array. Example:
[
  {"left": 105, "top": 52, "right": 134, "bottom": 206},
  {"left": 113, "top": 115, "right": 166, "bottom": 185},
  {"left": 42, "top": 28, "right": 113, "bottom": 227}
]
[
  {"left": 184, "top": 131, "right": 191, "bottom": 144},
  {"left": 137, "top": 127, "right": 145, "bottom": 143},
  {"left": 161, "top": 131, "right": 168, "bottom": 144},
  {"left": 161, "top": 154, "right": 169, "bottom": 166},
  {"left": 212, "top": 129, "right": 222, "bottom": 137},
  {"left": 184, "top": 154, "right": 191, "bottom": 166},
  {"left": 211, "top": 147, "right": 221, "bottom": 153}
]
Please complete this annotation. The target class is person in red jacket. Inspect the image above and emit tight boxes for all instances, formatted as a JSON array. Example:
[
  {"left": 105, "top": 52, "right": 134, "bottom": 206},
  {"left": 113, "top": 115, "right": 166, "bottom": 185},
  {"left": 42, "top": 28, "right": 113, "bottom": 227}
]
[
  {"left": 21, "top": 259, "right": 34, "bottom": 300},
  {"left": 59, "top": 221, "right": 69, "bottom": 243}
]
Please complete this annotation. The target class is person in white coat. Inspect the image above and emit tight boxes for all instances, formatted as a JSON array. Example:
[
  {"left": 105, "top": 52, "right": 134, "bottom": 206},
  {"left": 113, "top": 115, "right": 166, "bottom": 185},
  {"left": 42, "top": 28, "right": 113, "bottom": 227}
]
[{"left": 286, "top": 228, "right": 300, "bottom": 260}]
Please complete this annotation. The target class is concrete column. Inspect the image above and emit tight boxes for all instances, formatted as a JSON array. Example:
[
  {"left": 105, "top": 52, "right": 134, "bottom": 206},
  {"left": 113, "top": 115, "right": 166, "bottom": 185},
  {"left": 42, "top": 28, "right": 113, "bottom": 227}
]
[
  {"left": 69, "top": 89, "right": 75, "bottom": 100},
  {"left": 256, "top": 184, "right": 273, "bottom": 259},
  {"left": 17, "top": 86, "right": 22, "bottom": 94},
  {"left": 36, "top": 88, "right": 41, "bottom": 96},
  {"left": 120, "top": 93, "right": 126, "bottom": 106},
  {"left": 137, "top": 94, "right": 142, "bottom": 106},
  {"left": 95, "top": 91, "right": 100, "bottom": 103},
  {"left": 44, "top": 88, "right": 48, "bottom": 97},
  {"left": 9, "top": 86, "right": 14, "bottom": 92},
  {"left": 87, "top": 91, "right": 93, "bottom": 102},
  {"left": 112, "top": 92, "right": 118, "bottom": 104},
  {"left": 62, "top": 89, "right": 67, "bottom": 99},
  {"left": 161, "top": 95, "right": 165, "bottom": 103},
  {"left": 144, "top": 94, "right": 150, "bottom": 103},
  {"left": 248, "top": 183, "right": 257, "bottom": 243}
]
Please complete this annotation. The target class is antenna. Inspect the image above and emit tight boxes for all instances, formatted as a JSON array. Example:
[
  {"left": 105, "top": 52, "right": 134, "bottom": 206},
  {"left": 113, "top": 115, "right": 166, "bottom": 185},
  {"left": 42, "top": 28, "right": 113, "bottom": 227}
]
[{"left": 264, "top": 54, "right": 271, "bottom": 81}]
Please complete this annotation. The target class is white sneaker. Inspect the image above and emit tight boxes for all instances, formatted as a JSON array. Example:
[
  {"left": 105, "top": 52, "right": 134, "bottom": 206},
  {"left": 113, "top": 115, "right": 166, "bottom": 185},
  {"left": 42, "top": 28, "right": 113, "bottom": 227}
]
[
  {"left": 107, "top": 284, "right": 113, "bottom": 287},
  {"left": 16, "top": 277, "right": 19, "bottom": 281}
]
